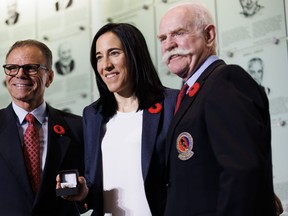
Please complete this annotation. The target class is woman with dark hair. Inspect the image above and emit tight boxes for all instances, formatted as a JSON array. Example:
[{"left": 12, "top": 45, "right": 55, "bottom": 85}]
[
  {"left": 57, "top": 23, "right": 179, "bottom": 215},
  {"left": 90, "top": 22, "right": 168, "bottom": 117}
]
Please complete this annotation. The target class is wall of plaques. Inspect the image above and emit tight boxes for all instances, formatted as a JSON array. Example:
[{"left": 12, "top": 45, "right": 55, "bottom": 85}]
[{"left": 0, "top": 0, "right": 93, "bottom": 115}]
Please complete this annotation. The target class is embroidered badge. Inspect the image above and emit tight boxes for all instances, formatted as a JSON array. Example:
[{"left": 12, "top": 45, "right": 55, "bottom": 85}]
[{"left": 176, "top": 132, "right": 194, "bottom": 160}]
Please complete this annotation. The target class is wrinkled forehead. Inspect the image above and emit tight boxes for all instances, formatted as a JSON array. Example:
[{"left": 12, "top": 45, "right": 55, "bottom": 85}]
[
  {"left": 159, "top": 7, "right": 193, "bottom": 34},
  {"left": 6, "top": 46, "right": 45, "bottom": 64}
]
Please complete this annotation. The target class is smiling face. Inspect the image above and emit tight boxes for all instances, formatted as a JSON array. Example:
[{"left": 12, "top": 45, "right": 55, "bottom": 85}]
[
  {"left": 5, "top": 45, "right": 54, "bottom": 111},
  {"left": 95, "top": 31, "right": 134, "bottom": 97}
]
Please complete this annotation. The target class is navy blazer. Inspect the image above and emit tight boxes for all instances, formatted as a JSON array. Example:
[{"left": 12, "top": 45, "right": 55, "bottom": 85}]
[
  {"left": 164, "top": 60, "right": 276, "bottom": 216},
  {"left": 0, "top": 103, "right": 84, "bottom": 216},
  {"left": 83, "top": 88, "right": 179, "bottom": 216}
]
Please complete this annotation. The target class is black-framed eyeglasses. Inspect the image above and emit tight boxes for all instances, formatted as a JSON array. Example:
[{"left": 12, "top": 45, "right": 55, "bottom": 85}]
[{"left": 3, "top": 64, "right": 49, "bottom": 76}]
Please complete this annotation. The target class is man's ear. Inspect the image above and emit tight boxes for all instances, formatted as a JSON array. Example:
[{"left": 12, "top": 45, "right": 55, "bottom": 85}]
[
  {"left": 204, "top": 24, "right": 216, "bottom": 46},
  {"left": 45, "top": 70, "right": 54, "bottom": 88}
]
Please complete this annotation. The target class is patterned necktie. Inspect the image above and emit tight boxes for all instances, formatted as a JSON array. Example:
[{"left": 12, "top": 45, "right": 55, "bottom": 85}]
[
  {"left": 174, "top": 84, "right": 189, "bottom": 115},
  {"left": 23, "top": 113, "right": 41, "bottom": 194}
]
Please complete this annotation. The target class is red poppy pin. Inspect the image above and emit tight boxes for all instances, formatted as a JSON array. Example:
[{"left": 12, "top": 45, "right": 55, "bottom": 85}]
[
  {"left": 53, "top": 125, "right": 65, "bottom": 135},
  {"left": 148, "top": 103, "right": 162, "bottom": 114},
  {"left": 188, "top": 82, "right": 200, "bottom": 97}
]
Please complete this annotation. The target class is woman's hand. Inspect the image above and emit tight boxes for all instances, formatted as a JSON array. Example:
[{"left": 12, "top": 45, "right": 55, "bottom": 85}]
[{"left": 56, "top": 175, "right": 89, "bottom": 202}]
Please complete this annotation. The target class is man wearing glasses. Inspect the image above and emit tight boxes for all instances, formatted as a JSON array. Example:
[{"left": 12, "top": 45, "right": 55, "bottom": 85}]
[{"left": 0, "top": 39, "right": 85, "bottom": 215}]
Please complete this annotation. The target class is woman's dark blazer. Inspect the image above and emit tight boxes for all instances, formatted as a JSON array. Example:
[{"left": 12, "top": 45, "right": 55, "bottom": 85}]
[{"left": 83, "top": 88, "right": 178, "bottom": 216}]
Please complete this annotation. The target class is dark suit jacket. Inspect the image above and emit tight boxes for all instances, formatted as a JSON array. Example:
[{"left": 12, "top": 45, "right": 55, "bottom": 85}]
[
  {"left": 83, "top": 88, "right": 178, "bottom": 216},
  {"left": 165, "top": 60, "right": 276, "bottom": 216},
  {"left": 0, "top": 103, "right": 84, "bottom": 216}
]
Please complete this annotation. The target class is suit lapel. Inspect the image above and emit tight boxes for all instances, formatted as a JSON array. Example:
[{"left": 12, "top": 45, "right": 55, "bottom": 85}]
[
  {"left": 85, "top": 107, "right": 105, "bottom": 183},
  {"left": 35, "top": 105, "right": 72, "bottom": 200},
  {"left": 142, "top": 108, "right": 161, "bottom": 181},
  {"left": 0, "top": 105, "right": 34, "bottom": 201},
  {"left": 165, "top": 60, "right": 226, "bottom": 163}
]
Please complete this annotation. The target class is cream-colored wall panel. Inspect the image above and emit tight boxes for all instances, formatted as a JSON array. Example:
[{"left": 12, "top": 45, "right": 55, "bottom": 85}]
[
  {"left": 37, "top": 0, "right": 93, "bottom": 115},
  {"left": 0, "top": 45, "right": 11, "bottom": 109},
  {"left": 38, "top": 0, "right": 90, "bottom": 42},
  {"left": 44, "top": 30, "right": 92, "bottom": 115},
  {"left": 99, "top": 0, "right": 153, "bottom": 18},
  {"left": 217, "top": 0, "right": 286, "bottom": 57},
  {"left": 102, "top": 4, "right": 157, "bottom": 68},
  {"left": 0, "top": 0, "right": 38, "bottom": 109},
  {"left": 0, "top": 0, "right": 37, "bottom": 44}
]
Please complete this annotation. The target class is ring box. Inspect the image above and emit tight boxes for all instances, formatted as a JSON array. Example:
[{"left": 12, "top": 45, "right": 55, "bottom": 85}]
[{"left": 56, "top": 169, "right": 79, "bottom": 196}]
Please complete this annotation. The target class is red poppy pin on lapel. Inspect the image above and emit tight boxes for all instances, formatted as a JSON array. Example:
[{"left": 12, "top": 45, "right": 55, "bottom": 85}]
[
  {"left": 188, "top": 82, "right": 200, "bottom": 97},
  {"left": 53, "top": 125, "right": 65, "bottom": 135},
  {"left": 148, "top": 103, "right": 162, "bottom": 114}
]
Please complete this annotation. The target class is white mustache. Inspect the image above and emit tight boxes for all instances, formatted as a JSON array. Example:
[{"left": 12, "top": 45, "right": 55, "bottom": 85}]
[{"left": 162, "top": 48, "right": 191, "bottom": 64}]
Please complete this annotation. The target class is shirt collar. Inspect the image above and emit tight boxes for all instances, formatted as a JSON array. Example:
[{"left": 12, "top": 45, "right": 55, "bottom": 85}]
[
  {"left": 12, "top": 102, "right": 47, "bottom": 124},
  {"left": 186, "top": 55, "right": 219, "bottom": 89}
]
